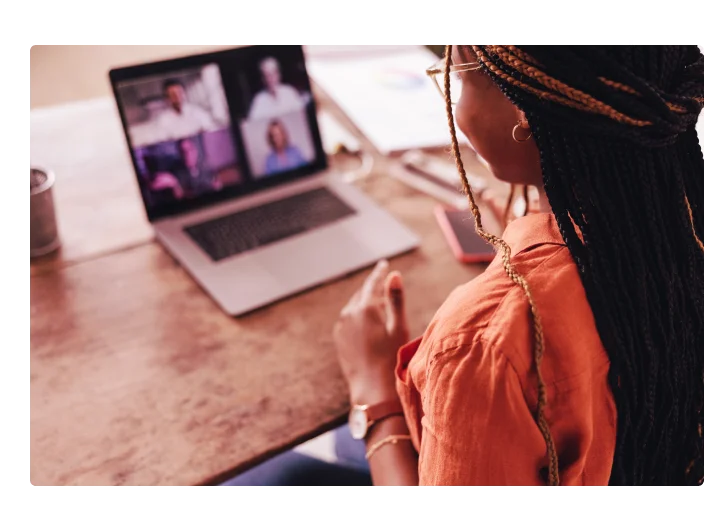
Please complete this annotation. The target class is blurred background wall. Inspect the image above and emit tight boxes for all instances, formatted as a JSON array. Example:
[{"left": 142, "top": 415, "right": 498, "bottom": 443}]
[
  {"left": 29, "top": 40, "right": 444, "bottom": 108},
  {"left": 30, "top": 45, "right": 231, "bottom": 109}
]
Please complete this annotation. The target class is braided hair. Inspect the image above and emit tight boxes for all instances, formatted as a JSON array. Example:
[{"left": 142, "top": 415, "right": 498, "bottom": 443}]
[{"left": 444, "top": 45, "right": 704, "bottom": 485}]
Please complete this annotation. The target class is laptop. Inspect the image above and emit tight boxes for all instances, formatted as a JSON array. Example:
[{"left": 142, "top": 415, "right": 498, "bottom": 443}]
[{"left": 110, "top": 45, "right": 419, "bottom": 315}]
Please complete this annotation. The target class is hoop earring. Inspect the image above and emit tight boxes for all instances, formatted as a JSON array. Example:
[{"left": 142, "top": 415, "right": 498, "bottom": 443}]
[{"left": 512, "top": 123, "right": 533, "bottom": 143}]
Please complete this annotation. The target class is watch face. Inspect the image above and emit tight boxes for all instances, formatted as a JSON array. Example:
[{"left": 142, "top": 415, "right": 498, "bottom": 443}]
[{"left": 349, "top": 406, "right": 368, "bottom": 440}]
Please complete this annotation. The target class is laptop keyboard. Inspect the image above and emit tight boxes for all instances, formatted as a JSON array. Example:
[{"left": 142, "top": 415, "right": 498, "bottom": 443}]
[{"left": 184, "top": 187, "right": 356, "bottom": 262}]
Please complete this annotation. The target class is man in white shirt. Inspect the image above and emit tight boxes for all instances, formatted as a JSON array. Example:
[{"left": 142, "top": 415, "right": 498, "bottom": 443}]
[
  {"left": 152, "top": 79, "right": 218, "bottom": 141},
  {"left": 248, "top": 57, "right": 306, "bottom": 120}
]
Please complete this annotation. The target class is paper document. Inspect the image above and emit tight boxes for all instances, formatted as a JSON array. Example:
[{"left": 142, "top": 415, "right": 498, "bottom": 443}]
[{"left": 307, "top": 47, "right": 451, "bottom": 154}]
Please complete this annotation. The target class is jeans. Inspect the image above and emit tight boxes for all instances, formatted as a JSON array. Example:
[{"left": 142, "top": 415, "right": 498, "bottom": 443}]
[{"left": 220, "top": 425, "right": 371, "bottom": 486}]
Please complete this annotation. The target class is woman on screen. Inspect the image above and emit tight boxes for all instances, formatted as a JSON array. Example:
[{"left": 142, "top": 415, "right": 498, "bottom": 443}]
[
  {"left": 227, "top": 45, "right": 704, "bottom": 486},
  {"left": 263, "top": 120, "right": 306, "bottom": 175}
]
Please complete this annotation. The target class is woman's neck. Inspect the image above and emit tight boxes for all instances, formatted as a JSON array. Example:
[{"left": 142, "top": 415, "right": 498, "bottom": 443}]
[{"left": 537, "top": 186, "right": 552, "bottom": 214}]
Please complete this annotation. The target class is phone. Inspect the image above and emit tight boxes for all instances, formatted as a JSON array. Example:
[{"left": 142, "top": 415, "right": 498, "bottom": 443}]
[{"left": 435, "top": 205, "right": 495, "bottom": 264}]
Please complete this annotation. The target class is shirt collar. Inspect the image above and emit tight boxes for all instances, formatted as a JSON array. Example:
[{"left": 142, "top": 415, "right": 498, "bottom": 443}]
[{"left": 501, "top": 213, "right": 566, "bottom": 255}]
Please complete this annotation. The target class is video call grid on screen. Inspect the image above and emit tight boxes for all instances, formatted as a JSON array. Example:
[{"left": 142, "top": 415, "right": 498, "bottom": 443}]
[{"left": 110, "top": 46, "right": 327, "bottom": 221}]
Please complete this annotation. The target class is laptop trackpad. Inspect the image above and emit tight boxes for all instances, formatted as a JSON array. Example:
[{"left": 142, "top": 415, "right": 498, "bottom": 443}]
[{"left": 254, "top": 224, "right": 371, "bottom": 288}]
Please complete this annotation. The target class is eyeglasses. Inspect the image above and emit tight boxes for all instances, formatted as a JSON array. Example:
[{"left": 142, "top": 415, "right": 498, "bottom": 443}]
[{"left": 426, "top": 58, "right": 481, "bottom": 105}]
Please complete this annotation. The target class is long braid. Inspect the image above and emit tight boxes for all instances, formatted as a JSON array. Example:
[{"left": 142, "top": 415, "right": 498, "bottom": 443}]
[
  {"left": 503, "top": 184, "right": 516, "bottom": 227},
  {"left": 459, "top": 45, "right": 704, "bottom": 485},
  {"left": 443, "top": 45, "right": 560, "bottom": 485}
]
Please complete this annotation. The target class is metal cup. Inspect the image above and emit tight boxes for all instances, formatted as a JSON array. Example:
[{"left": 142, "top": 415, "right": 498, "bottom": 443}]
[{"left": 30, "top": 167, "right": 61, "bottom": 257}]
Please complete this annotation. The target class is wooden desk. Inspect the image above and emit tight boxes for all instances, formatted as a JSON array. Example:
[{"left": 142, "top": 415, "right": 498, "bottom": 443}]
[{"left": 30, "top": 96, "right": 497, "bottom": 485}]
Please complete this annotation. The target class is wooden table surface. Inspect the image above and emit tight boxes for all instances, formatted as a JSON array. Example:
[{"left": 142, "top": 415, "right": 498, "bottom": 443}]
[{"left": 30, "top": 92, "right": 499, "bottom": 485}]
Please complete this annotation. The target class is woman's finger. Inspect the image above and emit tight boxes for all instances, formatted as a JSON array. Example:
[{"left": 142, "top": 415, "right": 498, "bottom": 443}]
[
  {"left": 385, "top": 271, "right": 407, "bottom": 336},
  {"left": 360, "top": 259, "right": 389, "bottom": 303},
  {"left": 341, "top": 289, "right": 362, "bottom": 315}
]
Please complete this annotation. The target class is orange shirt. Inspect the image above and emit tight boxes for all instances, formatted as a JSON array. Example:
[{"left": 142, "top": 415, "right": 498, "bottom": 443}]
[{"left": 396, "top": 213, "right": 617, "bottom": 485}]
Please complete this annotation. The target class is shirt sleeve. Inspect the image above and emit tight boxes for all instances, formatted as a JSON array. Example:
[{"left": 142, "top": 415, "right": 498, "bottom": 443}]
[
  {"left": 195, "top": 106, "right": 217, "bottom": 130},
  {"left": 290, "top": 146, "right": 305, "bottom": 167},
  {"left": 418, "top": 338, "right": 549, "bottom": 485},
  {"left": 150, "top": 113, "right": 169, "bottom": 143},
  {"left": 281, "top": 85, "right": 304, "bottom": 111},
  {"left": 264, "top": 154, "right": 276, "bottom": 175}
]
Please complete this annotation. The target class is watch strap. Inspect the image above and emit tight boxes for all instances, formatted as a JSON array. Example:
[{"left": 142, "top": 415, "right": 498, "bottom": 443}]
[{"left": 365, "top": 399, "right": 404, "bottom": 423}]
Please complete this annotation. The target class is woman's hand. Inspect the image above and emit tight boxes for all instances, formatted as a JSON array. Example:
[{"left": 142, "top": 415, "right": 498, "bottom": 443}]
[{"left": 333, "top": 260, "right": 409, "bottom": 405}]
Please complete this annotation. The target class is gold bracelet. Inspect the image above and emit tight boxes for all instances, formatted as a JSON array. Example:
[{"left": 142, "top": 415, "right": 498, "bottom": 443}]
[{"left": 365, "top": 434, "right": 412, "bottom": 460}]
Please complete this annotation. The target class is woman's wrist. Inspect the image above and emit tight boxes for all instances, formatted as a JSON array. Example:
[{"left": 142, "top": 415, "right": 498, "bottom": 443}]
[
  {"left": 348, "top": 377, "right": 399, "bottom": 406},
  {"left": 366, "top": 415, "right": 410, "bottom": 444}
]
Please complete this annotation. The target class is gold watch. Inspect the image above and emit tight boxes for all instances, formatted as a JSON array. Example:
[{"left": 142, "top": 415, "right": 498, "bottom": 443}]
[{"left": 348, "top": 400, "right": 404, "bottom": 440}]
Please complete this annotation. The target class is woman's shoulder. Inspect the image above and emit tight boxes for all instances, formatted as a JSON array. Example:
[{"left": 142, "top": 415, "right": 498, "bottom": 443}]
[
  {"left": 423, "top": 241, "right": 570, "bottom": 340},
  {"left": 416, "top": 240, "right": 606, "bottom": 388}
]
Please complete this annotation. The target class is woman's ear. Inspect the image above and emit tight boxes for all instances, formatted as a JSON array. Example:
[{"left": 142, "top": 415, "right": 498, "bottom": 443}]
[{"left": 516, "top": 109, "right": 530, "bottom": 130}]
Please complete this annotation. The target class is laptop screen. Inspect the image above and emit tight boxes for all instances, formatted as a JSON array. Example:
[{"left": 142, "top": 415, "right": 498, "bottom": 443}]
[{"left": 110, "top": 46, "right": 327, "bottom": 221}]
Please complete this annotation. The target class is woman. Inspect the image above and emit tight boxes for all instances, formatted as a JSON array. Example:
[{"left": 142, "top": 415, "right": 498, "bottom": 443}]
[
  {"left": 335, "top": 45, "right": 703, "bottom": 486},
  {"left": 264, "top": 119, "right": 306, "bottom": 175}
]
